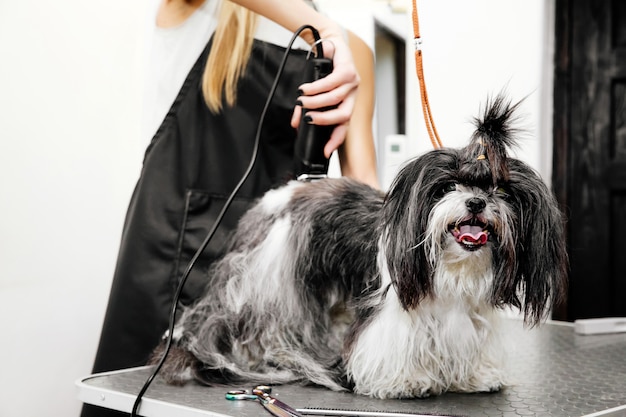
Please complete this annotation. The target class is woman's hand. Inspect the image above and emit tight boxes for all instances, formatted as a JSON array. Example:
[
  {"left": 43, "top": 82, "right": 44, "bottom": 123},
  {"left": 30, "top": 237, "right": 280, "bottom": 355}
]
[
  {"left": 291, "top": 29, "right": 360, "bottom": 158},
  {"left": 228, "top": 0, "right": 361, "bottom": 157}
]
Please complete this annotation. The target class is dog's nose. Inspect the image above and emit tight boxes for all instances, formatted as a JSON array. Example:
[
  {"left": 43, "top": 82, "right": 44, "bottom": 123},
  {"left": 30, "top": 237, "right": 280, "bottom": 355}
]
[{"left": 466, "top": 197, "right": 486, "bottom": 214}]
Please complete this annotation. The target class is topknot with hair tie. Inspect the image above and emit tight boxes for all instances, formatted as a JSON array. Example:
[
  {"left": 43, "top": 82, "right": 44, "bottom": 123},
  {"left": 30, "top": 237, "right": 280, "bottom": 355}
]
[{"left": 459, "top": 94, "right": 524, "bottom": 186}]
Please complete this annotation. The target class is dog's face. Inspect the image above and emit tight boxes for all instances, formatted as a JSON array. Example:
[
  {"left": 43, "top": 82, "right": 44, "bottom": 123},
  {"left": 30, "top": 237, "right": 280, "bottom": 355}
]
[
  {"left": 381, "top": 97, "right": 568, "bottom": 325},
  {"left": 429, "top": 182, "right": 512, "bottom": 258}
]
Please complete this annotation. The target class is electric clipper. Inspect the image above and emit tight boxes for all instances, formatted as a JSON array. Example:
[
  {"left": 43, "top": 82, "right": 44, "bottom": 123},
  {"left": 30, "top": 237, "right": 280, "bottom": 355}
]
[{"left": 294, "top": 55, "right": 336, "bottom": 181}]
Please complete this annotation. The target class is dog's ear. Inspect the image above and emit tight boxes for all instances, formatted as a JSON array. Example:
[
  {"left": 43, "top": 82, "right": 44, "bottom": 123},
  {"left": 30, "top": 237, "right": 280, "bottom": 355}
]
[
  {"left": 382, "top": 150, "right": 459, "bottom": 309},
  {"left": 492, "top": 160, "right": 568, "bottom": 326}
]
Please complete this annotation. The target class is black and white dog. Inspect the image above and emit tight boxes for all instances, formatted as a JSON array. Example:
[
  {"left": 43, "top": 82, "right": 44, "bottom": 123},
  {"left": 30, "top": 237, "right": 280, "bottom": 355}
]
[{"left": 155, "top": 95, "right": 568, "bottom": 399}]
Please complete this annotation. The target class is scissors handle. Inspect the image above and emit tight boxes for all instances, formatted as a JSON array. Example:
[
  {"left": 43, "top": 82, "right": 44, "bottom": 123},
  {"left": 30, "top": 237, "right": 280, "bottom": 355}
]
[
  {"left": 226, "top": 386, "right": 302, "bottom": 417},
  {"left": 225, "top": 390, "right": 258, "bottom": 401}
]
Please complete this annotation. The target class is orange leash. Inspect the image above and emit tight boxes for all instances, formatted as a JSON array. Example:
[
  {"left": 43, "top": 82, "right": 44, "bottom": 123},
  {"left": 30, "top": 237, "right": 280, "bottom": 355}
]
[{"left": 412, "top": 0, "right": 443, "bottom": 149}]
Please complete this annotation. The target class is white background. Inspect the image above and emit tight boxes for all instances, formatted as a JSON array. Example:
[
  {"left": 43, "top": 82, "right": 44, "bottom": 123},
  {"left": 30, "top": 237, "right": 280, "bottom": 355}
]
[{"left": 0, "top": 1, "right": 553, "bottom": 415}]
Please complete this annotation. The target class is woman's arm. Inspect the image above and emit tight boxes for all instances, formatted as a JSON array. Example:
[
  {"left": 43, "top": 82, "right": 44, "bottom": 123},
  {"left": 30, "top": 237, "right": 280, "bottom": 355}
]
[{"left": 338, "top": 30, "right": 379, "bottom": 189}]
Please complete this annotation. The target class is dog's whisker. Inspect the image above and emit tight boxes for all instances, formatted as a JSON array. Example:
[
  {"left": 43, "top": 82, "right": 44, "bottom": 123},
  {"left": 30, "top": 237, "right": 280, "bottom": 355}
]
[{"left": 406, "top": 239, "right": 426, "bottom": 252}]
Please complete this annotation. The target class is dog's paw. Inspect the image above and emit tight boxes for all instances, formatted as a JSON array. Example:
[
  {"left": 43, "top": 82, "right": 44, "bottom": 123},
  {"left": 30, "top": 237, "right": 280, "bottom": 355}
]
[
  {"left": 363, "top": 382, "right": 444, "bottom": 399},
  {"left": 457, "top": 371, "right": 505, "bottom": 394},
  {"left": 473, "top": 380, "right": 503, "bottom": 394},
  {"left": 149, "top": 343, "right": 197, "bottom": 386},
  {"left": 411, "top": 387, "right": 434, "bottom": 399}
]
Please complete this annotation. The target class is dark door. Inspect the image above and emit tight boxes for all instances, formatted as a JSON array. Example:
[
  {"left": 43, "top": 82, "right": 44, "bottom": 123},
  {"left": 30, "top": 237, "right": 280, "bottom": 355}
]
[{"left": 553, "top": 0, "right": 626, "bottom": 320}]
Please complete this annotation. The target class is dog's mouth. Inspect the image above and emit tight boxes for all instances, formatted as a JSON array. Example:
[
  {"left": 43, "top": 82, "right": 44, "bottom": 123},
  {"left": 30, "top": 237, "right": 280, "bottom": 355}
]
[{"left": 449, "top": 216, "right": 490, "bottom": 251}]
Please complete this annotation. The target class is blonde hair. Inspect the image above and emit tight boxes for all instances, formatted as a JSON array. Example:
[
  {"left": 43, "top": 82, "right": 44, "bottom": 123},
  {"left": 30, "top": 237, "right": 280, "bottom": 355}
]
[{"left": 203, "top": 1, "right": 258, "bottom": 113}]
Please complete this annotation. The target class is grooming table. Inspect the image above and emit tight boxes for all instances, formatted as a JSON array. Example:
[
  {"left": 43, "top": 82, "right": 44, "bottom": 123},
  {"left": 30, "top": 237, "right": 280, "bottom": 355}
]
[{"left": 77, "top": 320, "right": 626, "bottom": 417}]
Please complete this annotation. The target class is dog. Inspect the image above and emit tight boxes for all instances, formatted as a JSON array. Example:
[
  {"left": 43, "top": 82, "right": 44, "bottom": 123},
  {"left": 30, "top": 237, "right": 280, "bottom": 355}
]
[{"left": 153, "top": 94, "right": 568, "bottom": 399}]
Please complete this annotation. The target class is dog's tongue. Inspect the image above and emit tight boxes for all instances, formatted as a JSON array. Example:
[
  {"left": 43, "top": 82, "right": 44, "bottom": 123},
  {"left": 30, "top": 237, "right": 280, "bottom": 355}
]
[{"left": 457, "top": 225, "right": 488, "bottom": 244}]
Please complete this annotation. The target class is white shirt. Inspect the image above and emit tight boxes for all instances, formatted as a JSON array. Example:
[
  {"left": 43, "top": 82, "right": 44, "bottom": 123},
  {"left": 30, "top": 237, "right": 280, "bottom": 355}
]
[{"left": 141, "top": 0, "right": 312, "bottom": 148}]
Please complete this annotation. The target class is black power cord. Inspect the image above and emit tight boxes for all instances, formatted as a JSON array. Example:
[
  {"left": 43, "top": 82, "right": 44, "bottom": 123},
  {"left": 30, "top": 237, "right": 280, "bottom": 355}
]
[{"left": 130, "top": 24, "right": 323, "bottom": 417}]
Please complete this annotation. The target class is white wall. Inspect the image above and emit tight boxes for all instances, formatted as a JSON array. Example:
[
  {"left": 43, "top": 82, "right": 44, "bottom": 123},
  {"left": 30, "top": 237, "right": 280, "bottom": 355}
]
[
  {"left": 0, "top": 1, "right": 552, "bottom": 416},
  {"left": 406, "top": 0, "right": 553, "bottom": 174},
  {"left": 321, "top": 0, "right": 554, "bottom": 185},
  {"left": 0, "top": 1, "right": 147, "bottom": 416}
]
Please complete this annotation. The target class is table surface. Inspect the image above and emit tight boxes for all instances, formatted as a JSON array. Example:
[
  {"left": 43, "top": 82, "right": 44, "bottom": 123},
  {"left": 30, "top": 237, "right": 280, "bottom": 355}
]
[{"left": 77, "top": 320, "right": 626, "bottom": 417}]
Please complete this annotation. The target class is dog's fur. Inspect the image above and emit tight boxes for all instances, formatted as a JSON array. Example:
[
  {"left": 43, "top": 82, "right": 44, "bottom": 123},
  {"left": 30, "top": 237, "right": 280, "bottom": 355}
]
[{"left": 154, "top": 95, "right": 568, "bottom": 399}]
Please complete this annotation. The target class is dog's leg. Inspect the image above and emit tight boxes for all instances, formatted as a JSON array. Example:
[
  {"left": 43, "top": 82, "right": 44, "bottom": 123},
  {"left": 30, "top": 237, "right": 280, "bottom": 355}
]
[
  {"left": 346, "top": 268, "right": 507, "bottom": 398},
  {"left": 446, "top": 310, "right": 507, "bottom": 394},
  {"left": 345, "top": 277, "right": 447, "bottom": 399}
]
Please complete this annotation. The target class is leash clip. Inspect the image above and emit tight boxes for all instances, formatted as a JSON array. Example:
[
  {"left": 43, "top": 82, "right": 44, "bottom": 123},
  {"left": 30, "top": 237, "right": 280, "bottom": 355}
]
[{"left": 413, "top": 37, "right": 423, "bottom": 51}]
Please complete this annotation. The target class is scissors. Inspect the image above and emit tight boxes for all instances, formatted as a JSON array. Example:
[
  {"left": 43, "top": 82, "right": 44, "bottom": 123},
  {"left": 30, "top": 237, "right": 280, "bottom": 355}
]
[{"left": 226, "top": 385, "right": 302, "bottom": 417}]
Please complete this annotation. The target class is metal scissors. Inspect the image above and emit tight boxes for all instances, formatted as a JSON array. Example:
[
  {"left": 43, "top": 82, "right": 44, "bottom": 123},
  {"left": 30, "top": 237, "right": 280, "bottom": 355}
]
[{"left": 226, "top": 385, "right": 302, "bottom": 417}]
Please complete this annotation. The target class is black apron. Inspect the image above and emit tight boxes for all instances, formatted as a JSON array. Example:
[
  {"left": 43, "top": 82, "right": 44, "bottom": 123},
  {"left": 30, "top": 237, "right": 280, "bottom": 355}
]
[{"left": 82, "top": 37, "right": 308, "bottom": 417}]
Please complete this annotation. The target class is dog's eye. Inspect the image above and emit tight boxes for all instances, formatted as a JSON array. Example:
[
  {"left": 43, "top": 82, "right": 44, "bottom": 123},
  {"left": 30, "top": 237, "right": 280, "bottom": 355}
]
[
  {"left": 494, "top": 186, "right": 509, "bottom": 198},
  {"left": 442, "top": 183, "right": 457, "bottom": 194}
]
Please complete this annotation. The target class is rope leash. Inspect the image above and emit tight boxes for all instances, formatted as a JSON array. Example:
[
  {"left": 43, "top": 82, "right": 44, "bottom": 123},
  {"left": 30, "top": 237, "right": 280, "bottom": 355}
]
[{"left": 411, "top": 0, "right": 443, "bottom": 149}]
